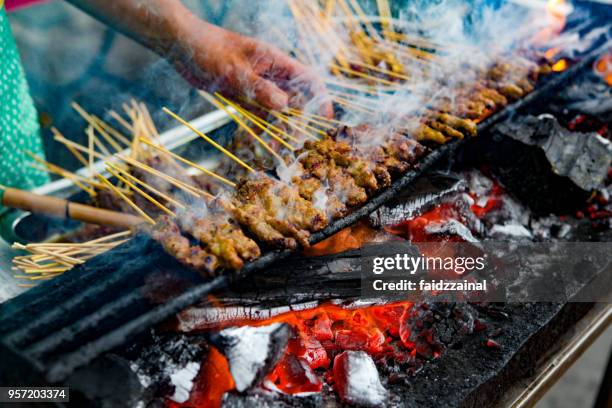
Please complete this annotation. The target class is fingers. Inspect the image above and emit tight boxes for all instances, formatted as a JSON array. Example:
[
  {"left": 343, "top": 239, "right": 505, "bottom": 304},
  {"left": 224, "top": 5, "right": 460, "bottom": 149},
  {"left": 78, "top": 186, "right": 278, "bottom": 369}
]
[{"left": 245, "top": 71, "right": 290, "bottom": 111}]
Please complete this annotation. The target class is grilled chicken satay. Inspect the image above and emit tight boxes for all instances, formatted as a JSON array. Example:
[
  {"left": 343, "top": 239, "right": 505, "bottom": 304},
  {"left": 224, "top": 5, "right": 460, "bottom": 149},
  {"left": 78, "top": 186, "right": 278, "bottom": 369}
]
[
  {"left": 303, "top": 137, "right": 379, "bottom": 193},
  {"left": 178, "top": 207, "right": 260, "bottom": 270},
  {"left": 152, "top": 216, "right": 218, "bottom": 275},
  {"left": 228, "top": 175, "right": 327, "bottom": 248},
  {"left": 297, "top": 146, "right": 368, "bottom": 208}
]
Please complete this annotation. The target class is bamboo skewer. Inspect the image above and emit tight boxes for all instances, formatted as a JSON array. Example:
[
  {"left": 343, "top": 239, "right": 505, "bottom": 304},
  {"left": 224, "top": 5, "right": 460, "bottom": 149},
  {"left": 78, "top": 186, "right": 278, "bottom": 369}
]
[
  {"left": 163, "top": 106, "right": 255, "bottom": 173},
  {"left": 96, "top": 175, "right": 156, "bottom": 225},
  {"left": 110, "top": 110, "right": 134, "bottom": 133},
  {"left": 26, "top": 151, "right": 98, "bottom": 196},
  {"left": 72, "top": 103, "right": 113, "bottom": 157},
  {"left": 285, "top": 110, "right": 334, "bottom": 129},
  {"left": 346, "top": 59, "right": 411, "bottom": 81},
  {"left": 268, "top": 110, "right": 320, "bottom": 141},
  {"left": 284, "top": 107, "right": 347, "bottom": 126},
  {"left": 51, "top": 127, "right": 89, "bottom": 168},
  {"left": 138, "top": 138, "right": 236, "bottom": 188},
  {"left": 12, "top": 231, "right": 132, "bottom": 282},
  {"left": 117, "top": 155, "right": 214, "bottom": 200},
  {"left": 202, "top": 92, "right": 284, "bottom": 162},
  {"left": 214, "top": 94, "right": 297, "bottom": 150},
  {"left": 330, "top": 94, "right": 377, "bottom": 114},
  {"left": 106, "top": 162, "right": 186, "bottom": 209},
  {"left": 52, "top": 133, "right": 108, "bottom": 161},
  {"left": 106, "top": 166, "right": 176, "bottom": 217},
  {"left": 235, "top": 105, "right": 301, "bottom": 144}
]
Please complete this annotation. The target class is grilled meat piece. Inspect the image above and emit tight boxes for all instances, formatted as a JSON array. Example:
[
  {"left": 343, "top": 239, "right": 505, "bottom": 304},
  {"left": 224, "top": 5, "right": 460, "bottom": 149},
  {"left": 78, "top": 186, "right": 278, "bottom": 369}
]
[
  {"left": 303, "top": 137, "right": 379, "bottom": 193},
  {"left": 152, "top": 216, "right": 218, "bottom": 275},
  {"left": 230, "top": 175, "right": 327, "bottom": 247},
  {"left": 179, "top": 208, "right": 260, "bottom": 270},
  {"left": 298, "top": 147, "right": 369, "bottom": 208}
]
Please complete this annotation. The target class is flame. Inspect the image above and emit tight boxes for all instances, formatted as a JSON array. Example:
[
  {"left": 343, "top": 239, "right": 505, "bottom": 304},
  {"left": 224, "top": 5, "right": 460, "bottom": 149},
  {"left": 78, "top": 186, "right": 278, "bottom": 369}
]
[
  {"left": 545, "top": 47, "right": 561, "bottom": 60},
  {"left": 532, "top": 0, "right": 571, "bottom": 45},
  {"left": 304, "top": 221, "right": 380, "bottom": 256},
  {"left": 594, "top": 53, "right": 612, "bottom": 87},
  {"left": 551, "top": 58, "right": 568, "bottom": 72}
]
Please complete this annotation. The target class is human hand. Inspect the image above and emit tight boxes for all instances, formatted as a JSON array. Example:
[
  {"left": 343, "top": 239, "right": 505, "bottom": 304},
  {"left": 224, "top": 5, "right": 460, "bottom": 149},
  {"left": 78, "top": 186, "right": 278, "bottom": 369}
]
[{"left": 171, "top": 18, "right": 332, "bottom": 116}]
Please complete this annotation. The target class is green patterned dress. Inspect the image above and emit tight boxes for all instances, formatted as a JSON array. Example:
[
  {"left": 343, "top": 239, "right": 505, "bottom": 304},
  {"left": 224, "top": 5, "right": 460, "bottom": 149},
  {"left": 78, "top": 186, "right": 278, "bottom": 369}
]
[{"left": 0, "top": 3, "right": 49, "bottom": 221}]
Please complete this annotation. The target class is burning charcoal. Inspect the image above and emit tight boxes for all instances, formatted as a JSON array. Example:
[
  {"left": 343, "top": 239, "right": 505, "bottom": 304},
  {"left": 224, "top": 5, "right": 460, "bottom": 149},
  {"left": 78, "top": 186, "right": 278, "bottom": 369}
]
[
  {"left": 265, "top": 354, "right": 323, "bottom": 395},
  {"left": 369, "top": 173, "right": 466, "bottom": 227},
  {"left": 210, "top": 323, "right": 291, "bottom": 392},
  {"left": 485, "top": 339, "right": 503, "bottom": 349},
  {"left": 125, "top": 332, "right": 206, "bottom": 403},
  {"left": 333, "top": 351, "right": 388, "bottom": 407},
  {"left": 484, "top": 114, "right": 612, "bottom": 214},
  {"left": 424, "top": 219, "right": 479, "bottom": 242}
]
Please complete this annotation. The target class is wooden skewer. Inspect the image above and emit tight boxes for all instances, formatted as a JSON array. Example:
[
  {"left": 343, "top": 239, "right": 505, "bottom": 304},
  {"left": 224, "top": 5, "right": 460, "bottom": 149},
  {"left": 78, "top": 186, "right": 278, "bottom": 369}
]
[
  {"left": 238, "top": 98, "right": 322, "bottom": 140},
  {"left": 202, "top": 92, "right": 284, "bottom": 162},
  {"left": 138, "top": 138, "right": 236, "bottom": 188},
  {"left": 325, "top": 79, "right": 387, "bottom": 95},
  {"left": 26, "top": 152, "right": 98, "bottom": 196},
  {"left": 331, "top": 95, "right": 376, "bottom": 114},
  {"left": 96, "top": 175, "right": 156, "bottom": 225},
  {"left": 138, "top": 102, "right": 161, "bottom": 142},
  {"left": 109, "top": 110, "right": 134, "bottom": 133},
  {"left": 236, "top": 105, "right": 301, "bottom": 144},
  {"left": 72, "top": 103, "right": 113, "bottom": 156},
  {"left": 330, "top": 63, "right": 399, "bottom": 86},
  {"left": 163, "top": 106, "right": 255, "bottom": 173},
  {"left": 106, "top": 166, "right": 176, "bottom": 217},
  {"left": 281, "top": 112, "right": 332, "bottom": 134},
  {"left": 284, "top": 109, "right": 334, "bottom": 129},
  {"left": 89, "top": 115, "right": 124, "bottom": 152},
  {"left": 87, "top": 126, "right": 95, "bottom": 177},
  {"left": 377, "top": 0, "right": 393, "bottom": 39},
  {"left": 346, "top": 59, "right": 410, "bottom": 81},
  {"left": 237, "top": 98, "right": 304, "bottom": 144},
  {"left": 285, "top": 107, "right": 347, "bottom": 126},
  {"left": 106, "top": 162, "right": 186, "bottom": 209},
  {"left": 117, "top": 155, "right": 214, "bottom": 200},
  {"left": 52, "top": 133, "right": 108, "bottom": 161},
  {"left": 29, "top": 163, "right": 97, "bottom": 197},
  {"left": 214, "top": 94, "right": 297, "bottom": 150},
  {"left": 51, "top": 127, "right": 89, "bottom": 167},
  {"left": 269, "top": 110, "right": 320, "bottom": 141},
  {"left": 95, "top": 118, "right": 131, "bottom": 146}
]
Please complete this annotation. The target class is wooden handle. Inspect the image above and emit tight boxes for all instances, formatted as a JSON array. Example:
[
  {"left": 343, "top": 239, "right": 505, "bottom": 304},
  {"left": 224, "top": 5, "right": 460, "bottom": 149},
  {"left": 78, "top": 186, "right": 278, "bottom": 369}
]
[{"left": 1, "top": 187, "right": 144, "bottom": 229}]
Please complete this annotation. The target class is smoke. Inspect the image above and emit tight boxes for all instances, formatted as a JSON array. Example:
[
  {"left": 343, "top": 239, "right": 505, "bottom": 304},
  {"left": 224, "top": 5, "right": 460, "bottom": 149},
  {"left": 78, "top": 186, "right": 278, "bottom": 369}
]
[{"left": 250, "top": 0, "right": 596, "bottom": 138}]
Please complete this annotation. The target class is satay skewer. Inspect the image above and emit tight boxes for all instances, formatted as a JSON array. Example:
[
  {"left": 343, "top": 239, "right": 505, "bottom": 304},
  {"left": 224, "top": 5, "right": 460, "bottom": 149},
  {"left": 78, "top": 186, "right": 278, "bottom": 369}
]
[
  {"left": 201, "top": 92, "right": 284, "bottom": 162},
  {"left": 116, "top": 155, "right": 214, "bottom": 200},
  {"left": 96, "top": 175, "right": 156, "bottom": 225},
  {"left": 138, "top": 138, "right": 236, "bottom": 188},
  {"left": 106, "top": 166, "right": 176, "bottom": 217},
  {"left": 162, "top": 107, "right": 255, "bottom": 173},
  {"left": 106, "top": 162, "right": 187, "bottom": 209},
  {"left": 214, "top": 94, "right": 297, "bottom": 150}
]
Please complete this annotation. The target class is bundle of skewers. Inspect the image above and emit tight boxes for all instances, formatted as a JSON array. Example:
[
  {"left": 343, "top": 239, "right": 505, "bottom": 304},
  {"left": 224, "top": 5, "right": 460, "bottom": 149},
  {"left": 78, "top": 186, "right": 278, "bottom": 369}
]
[{"left": 9, "top": 0, "right": 565, "bottom": 284}]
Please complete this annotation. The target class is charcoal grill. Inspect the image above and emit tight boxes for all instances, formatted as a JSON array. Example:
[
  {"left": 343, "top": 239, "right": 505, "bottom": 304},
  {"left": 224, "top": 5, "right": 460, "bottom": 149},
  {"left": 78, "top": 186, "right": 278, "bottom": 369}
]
[{"left": 0, "top": 1, "right": 611, "bottom": 406}]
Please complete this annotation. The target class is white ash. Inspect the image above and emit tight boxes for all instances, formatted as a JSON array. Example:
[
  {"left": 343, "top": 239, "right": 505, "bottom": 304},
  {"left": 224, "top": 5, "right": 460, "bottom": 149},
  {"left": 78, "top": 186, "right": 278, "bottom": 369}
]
[
  {"left": 425, "top": 219, "right": 479, "bottom": 243},
  {"left": 335, "top": 351, "right": 388, "bottom": 407},
  {"left": 489, "top": 224, "right": 533, "bottom": 240},
  {"left": 211, "top": 323, "right": 291, "bottom": 392},
  {"left": 169, "top": 361, "right": 200, "bottom": 403},
  {"left": 468, "top": 170, "right": 494, "bottom": 198}
]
